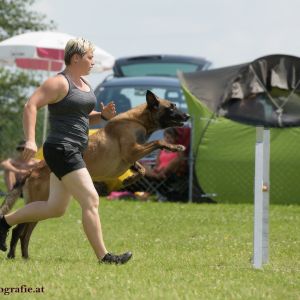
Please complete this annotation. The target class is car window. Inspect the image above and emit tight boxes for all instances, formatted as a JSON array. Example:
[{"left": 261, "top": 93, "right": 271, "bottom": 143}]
[
  {"left": 119, "top": 63, "right": 199, "bottom": 77},
  {"left": 96, "top": 86, "right": 187, "bottom": 114}
]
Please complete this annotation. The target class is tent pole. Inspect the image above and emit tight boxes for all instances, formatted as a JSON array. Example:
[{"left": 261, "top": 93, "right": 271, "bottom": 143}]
[
  {"left": 253, "top": 126, "right": 270, "bottom": 268},
  {"left": 188, "top": 117, "right": 194, "bottom": 203}
]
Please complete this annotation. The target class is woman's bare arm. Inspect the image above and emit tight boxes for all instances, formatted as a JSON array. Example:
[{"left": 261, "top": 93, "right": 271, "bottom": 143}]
[{"left": 22, "top": 76, "right": 68, "bottom": 161}]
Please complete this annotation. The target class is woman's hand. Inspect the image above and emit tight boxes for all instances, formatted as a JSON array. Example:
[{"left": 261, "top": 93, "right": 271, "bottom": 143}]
[
  {"left": 22, "top": 141, "right": 37, "bottom": 162},
  {"left": 100, "top": 101, "right": 116, "bottom": 120}
]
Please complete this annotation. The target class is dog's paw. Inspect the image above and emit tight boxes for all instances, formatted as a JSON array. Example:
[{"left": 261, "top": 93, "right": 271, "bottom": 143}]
[
  {"left": 138, "top": 167, "right": 146, "bottom": 176},
  {"left": 130, "top": 162, "right": 146, "bottom": 175},
  {"left": 169, "top": 144, "right": 186, "bottom": 152}
]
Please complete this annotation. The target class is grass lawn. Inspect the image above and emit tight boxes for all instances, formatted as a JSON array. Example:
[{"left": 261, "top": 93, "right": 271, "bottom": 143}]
[{"left": 0, "top": 197, "right": 299, "bottom": 300}]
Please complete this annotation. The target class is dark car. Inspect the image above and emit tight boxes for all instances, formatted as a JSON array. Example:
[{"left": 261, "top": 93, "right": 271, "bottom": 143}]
[
  {"left": 94, "top": 54, "right": 211, "bottom": 112},
  {"left": 92, "top": 55, "right": 210, "bottom": 157},
  {"left": 113, "top": 54, "right": 211, "bottom": 78},
  {"left": 93, "top": 54, "right": 211, "bottom": 135}
]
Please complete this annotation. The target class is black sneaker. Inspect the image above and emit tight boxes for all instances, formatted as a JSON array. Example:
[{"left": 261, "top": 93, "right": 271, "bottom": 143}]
[
  {"left": 100, "top": 251, "right": 132, "bottom": 265},
  {"left": 0, "top": 217, "right": 10, "bottom": 252}
]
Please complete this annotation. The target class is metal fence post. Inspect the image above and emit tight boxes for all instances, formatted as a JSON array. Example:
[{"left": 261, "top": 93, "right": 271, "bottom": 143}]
[{"left": 188, "top": 116, "right": 194, "bottom": 203}]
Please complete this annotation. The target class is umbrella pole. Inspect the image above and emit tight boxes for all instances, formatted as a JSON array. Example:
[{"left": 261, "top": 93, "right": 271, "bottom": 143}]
[
  {"left": 42, "top": 62, "right": 51, "bottom": 143},
  {"left": 42, "top": 106, "right": 48, "bottom": 143},
  {"left": 253, "top": 126, "right": 270, "bottom": 269}
]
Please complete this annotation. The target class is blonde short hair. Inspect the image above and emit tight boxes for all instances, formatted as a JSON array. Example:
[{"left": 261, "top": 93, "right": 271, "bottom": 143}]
[{"left": 64, "top": 38, "right": 95, "bottom": 65}]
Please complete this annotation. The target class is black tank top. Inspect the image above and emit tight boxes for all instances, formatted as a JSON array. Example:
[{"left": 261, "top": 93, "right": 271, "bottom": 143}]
[{"left": 45, "top": 73, "right": 96, "bottom": 150}]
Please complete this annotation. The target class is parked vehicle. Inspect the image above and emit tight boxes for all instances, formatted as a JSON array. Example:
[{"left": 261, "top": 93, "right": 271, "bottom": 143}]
[
  {"left": 94, "top": 54, "right": 211, "bottom": 114},
  {"left": 113, "top": 54, "right": 211, "bottom": 77},
  {"left": 92, "top": 54, "right": 211, "bottom": 154}
]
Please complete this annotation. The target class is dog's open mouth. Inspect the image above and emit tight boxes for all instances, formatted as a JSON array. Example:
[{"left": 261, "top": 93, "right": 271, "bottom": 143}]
[
  {"left": 160, "top": 113, "right": 190, "bottom": 128},
  {"left": 169, "top": 114, "right": 189, "bottom": 127},
  {"left": 170, "top": 121, "right": 184, "bottom": 126}
]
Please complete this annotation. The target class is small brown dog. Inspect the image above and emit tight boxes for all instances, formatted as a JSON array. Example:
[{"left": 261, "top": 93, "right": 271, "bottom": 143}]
[{"left": 0, "top": 90, "right": 189, "bottom": 259}]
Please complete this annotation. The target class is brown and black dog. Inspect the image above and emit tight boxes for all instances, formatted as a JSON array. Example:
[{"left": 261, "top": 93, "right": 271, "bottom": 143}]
[{"left": 0, "top": 90, "right": 189, "bottom": 259}]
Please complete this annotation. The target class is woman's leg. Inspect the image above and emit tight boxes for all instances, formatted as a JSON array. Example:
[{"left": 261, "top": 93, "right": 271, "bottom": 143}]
[
  {"left": 5, "top": 173, "right": 71, "bottom": 225},
  {"left": 2, "top": 168, "right": 131, "bottom": 263},
  {"left": 60, "top": 168, "right": 107, "bottom": 260}
]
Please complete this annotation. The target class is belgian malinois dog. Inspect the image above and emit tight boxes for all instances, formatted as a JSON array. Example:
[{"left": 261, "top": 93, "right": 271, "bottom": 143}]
[{"left": 0, "top": 90, "right": 189, "bottom": 259}]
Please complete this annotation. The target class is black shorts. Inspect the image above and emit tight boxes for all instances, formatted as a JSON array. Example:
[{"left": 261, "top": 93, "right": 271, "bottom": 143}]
[{"left": 43, "top": 142, "right": 86, "bottom": 180}]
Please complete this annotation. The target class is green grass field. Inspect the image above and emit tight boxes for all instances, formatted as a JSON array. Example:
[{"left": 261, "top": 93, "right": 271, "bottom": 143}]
[{"left": 0, "top": 197, "right": 299, "bottom": 300}]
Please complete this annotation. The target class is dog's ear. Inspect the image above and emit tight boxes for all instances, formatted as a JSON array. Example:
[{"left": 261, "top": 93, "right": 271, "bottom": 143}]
[{"left": 146, "top": 90, "right": 159, "bottom": 111}]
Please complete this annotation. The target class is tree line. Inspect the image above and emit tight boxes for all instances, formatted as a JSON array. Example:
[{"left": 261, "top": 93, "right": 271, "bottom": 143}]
[{"left": 0, "top": 0, "right": 55, "bottom": 160}]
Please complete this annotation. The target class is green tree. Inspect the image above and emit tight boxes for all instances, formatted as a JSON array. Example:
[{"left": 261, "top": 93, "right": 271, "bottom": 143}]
[{"left": 0, "top": 0, "right": 55, "bottom": 160}]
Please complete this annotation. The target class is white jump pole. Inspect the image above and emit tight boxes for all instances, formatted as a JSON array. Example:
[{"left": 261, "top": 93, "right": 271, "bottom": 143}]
[{"left": 253, "top": 126, "right": 270, "bottom": 269}]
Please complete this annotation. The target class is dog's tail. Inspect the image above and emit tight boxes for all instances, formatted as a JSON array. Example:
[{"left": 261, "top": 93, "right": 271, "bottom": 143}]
[
  {"left": 0, "top": 177, "right": 28, "bottom": 215},
  {"left": 0, "top": 160, "right": 46, "bottom": 216}
]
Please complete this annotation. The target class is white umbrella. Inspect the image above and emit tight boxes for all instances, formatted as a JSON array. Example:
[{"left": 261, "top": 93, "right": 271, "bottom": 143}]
[
  {"left": 0, "top": 31, "right": 115, "bottom": 141},
  {"left": 0, "top": 31, "right": 115, "bottom": 72}
]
